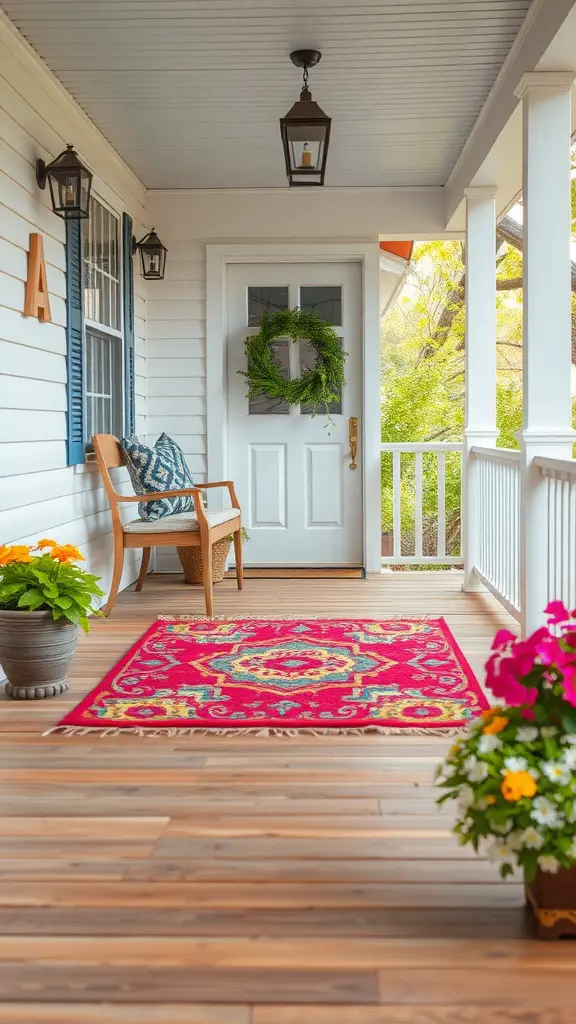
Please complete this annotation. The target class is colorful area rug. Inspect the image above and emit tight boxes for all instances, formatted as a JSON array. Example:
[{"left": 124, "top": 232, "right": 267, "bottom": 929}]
[{"left": 53, "top": 617, "right": 488, "bottom": 736}]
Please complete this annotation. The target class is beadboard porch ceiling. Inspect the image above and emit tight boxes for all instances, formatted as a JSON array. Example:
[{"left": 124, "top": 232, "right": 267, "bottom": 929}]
[{"left": 2, "top": 0, "right": 533, "bottom": 189}]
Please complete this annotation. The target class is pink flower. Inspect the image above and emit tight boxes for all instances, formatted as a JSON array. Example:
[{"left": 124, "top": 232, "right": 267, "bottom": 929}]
[
  {"left": 545, "top": 601, "right": 572, "bottom": 626},
  {"left": 487, "top": 609, "right": 576, "bottom": 710},
  {"left": 485, "top": 652, "right": 538, "bottom": 707},
  {"left": 534, "top": 634, "right": 565, "bottom": 667},
  {"left": 491, "top": 629, "right": 517, "bottom": 651},
  {"left": 562, "top": 664, "right": 576, "bottom": 708}
]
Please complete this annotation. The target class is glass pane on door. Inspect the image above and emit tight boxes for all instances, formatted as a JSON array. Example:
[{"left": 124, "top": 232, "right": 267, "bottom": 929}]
[
  {"left": 300, "top": 286, "right": 342, "bottom": 326},
  {"left": 248, "top": 286, "right": 289, "bottom": 326}
]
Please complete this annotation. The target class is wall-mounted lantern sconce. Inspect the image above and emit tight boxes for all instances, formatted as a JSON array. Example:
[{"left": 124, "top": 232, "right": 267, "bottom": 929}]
[
  {"left": 132, "top": 228, "right": 168, "bottom": 281},
  {"left": 36, "top": 145, "right": 93, "bottom": 219},
  {"left": 280, "top": 50, "right": 331, "bottom": 186}
]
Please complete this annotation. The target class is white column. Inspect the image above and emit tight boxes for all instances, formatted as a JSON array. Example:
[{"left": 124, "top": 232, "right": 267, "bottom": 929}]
[
  {"left": 515, "top": 72, "right": 576, "bottom": 635},
  {"left": 462, "top": 186, "right": 498, "bottom": 592}
]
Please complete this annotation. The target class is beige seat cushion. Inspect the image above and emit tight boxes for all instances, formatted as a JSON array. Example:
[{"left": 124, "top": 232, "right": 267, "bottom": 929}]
[{"left": 123, "top": 508, "right": 240, "bottom": 534}]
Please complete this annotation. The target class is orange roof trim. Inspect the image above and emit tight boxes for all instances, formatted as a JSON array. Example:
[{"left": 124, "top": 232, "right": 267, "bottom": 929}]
[{"left": 379, "top": 241, "right": 414, "bottom": 262}]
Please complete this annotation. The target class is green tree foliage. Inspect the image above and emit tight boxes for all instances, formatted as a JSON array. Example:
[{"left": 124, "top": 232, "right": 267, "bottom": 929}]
[{"left": 381, "top": 239, "right": 523, "bottom": 553}]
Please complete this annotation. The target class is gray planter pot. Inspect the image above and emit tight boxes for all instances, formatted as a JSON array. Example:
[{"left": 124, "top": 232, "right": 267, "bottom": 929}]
[{"left": 0, "top": 610, "right": 79, "bottom": 700}]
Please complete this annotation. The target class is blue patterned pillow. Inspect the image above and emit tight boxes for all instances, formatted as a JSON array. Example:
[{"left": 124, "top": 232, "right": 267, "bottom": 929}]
[{"left": 120, "top": 433, "right": 195, "bottom": 522}]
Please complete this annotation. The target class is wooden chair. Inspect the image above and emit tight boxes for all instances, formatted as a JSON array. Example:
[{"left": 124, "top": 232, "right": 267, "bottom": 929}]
[{"left": 93, "top": 434, "right": 243, "bottom": 618}]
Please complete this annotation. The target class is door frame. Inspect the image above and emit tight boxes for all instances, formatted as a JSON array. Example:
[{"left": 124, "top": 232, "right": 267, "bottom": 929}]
[{"left": 205, "top": 243, "right": 381, "bottom": 573}]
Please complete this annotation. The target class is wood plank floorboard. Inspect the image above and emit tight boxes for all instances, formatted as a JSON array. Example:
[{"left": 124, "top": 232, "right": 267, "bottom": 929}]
[{"left": 0, "top": 572, "right": 567, "bottom": 1023}]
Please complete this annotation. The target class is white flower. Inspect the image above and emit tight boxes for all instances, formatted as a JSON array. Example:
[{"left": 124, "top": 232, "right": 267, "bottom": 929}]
[
  {"left": 487, "top": 840, "right": 516, "bottom": 867},
  {"left": 562, "top": 746, "right": 576, "bottom": 770},
  {"left": 493, "top": 819, "right": 513, "bottom": 835},
  {"left": 516, "top": 726, "right": 539, "bottom": 743},
  {"left": 561, "top": 734, "right": 576, "bottom": 745},
  {"left": 542, "top": 761, "right": 572, "bottom": 786},
  {"left": 537, "top": 855, "right": 561, "bottom": 873},
  {"left": 478, "top": 733, "right": 502, "bottom": 754},
  {"left": 465, "top": 717, "right": 483, "bottom": 734},
  {"left": 541, "top": 726, "right": 558, "bottom": 738},
  {"left": 457, "top": 785, "right": 475, "bottom": 810},
  {"left": 520, "top": 827, "right": 544, "bottom": 850},
  {"left": 531, "top": 796, "right": 564, "bottom": 828},
  {"left": 549, "top": 815, "right": 567, "bottom": 830},
  {"left": 507, "top": 832, "right": 525, "bottom": 852},
  {"left": 468, "top": 761, "right": 489, "bottom": 782},
  {"left": 502, "top": 756, "right": 529, "bottom": 774},
  {"left": 567, "top": 801, "right": 576, "bottom": 824}
]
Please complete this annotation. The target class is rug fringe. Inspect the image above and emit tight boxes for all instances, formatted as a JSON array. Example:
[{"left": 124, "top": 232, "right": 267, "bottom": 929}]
[
  {"left": 44, "top": 724, "right": 465, "bottom": 738},
  {"left": 157, "top": 614, "right": 439, "bottom": 622}
]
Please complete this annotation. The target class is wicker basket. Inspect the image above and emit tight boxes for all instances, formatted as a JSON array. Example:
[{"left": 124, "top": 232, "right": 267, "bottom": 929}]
[{"left": 177, "top": 537, "right": 232, "bottom": 585}]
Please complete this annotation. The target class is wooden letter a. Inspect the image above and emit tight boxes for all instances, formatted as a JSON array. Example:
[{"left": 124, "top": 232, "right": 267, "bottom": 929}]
[{"left": 24, "top": 233, "right": 52, "bottom": 322}]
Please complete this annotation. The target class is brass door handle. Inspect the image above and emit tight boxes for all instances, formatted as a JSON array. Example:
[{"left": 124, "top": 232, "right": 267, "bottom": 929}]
[{"left": 349, "top": 417, "right": 358, "bottom": 470}]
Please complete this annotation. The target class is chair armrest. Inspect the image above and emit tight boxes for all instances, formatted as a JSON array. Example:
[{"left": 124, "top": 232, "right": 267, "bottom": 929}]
[
  {"left": 197, "top": 480, "right": 241, "bottom": 510},
  {"left": 114, "top": 488, "right": 198, "bottom": 503}
]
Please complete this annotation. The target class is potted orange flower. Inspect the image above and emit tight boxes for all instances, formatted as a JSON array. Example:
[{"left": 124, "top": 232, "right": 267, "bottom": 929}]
[{"left": 0, "top": 540, "right": 103, "bottom": 700}]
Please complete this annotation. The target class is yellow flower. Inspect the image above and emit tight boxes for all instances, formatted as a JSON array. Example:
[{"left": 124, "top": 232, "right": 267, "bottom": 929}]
[
  {"left": 0, "top": 545, "right": 32, "bottom": 565},
  {"left": 501, "top": 770, "right": 538, "bottom": 802},
  {"left": 483, "top": 715, "right": 509, "bottom": 735},
  {"left": 449, "top": 742, "right": 461, "bottom": 758},
  {"left": 50, "top": 543, "right": 85, "bottom": 563},
  {"left": 481, "top": 708, "right": 499, "bottom": 722},
  {"left": 485, "top": 795, "right": 497, "bottom": 806},
  {"left": 36, "top": 538, "right": 57, "bottom": 550}
]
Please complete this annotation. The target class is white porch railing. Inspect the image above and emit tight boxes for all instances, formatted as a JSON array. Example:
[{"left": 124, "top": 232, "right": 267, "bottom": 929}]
[
  {"left": 380, "top": 443, "right": 463, "bottom": 565},
  {"left": 536, "top": 457, "right": 576, "bottom": 611},
  {"left": 470, "top": 447, "right": 521, "bottom": 619},
  {"left": 380, "top": 443, "right": 576, "bottom": 628}
]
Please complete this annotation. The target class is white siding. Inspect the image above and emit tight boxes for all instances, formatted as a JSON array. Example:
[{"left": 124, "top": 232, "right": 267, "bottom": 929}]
[{"left": 0, "top": 14, "right": 147, "bottom": 599}]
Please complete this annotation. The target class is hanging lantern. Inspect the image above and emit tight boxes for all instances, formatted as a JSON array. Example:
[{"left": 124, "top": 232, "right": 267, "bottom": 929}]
[
  {"left": 36, "top": 145, "right": 92, "bottom": 220},
  {"left": 133, "top": 228, "right": 168, "bottom": 280},
  {"left": 280, "top": 50, "right": 331, "bottom": 186}
]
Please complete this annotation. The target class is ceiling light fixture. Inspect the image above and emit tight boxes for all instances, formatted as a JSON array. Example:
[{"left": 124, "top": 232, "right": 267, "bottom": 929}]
[{"left": 280, "top": 50, "right": 331, "bottom": 187}]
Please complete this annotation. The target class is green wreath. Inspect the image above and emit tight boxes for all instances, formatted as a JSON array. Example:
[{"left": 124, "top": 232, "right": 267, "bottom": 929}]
[{"left": 241, "top": 308, "right": 347, "bottom": 417}]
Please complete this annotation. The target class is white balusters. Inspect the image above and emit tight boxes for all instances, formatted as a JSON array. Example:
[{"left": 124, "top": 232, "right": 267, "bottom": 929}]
[
  {"left": 470, "top": 447, "right": 521, "bottom": 618},
  {"left": 437, "top": 452, "right": 446, "bottom": 560},
  {"left": 380, "top": 443, "right": 462, "bottom": 566},
  {"left": 414, "top": 452, "right": 423, "bottom": 559},
  {"left": 392, "top": 450, "right": 401, "bottom": 559},
  {"left": 537, "top": 457, "right": 576, "bottom": 610}
]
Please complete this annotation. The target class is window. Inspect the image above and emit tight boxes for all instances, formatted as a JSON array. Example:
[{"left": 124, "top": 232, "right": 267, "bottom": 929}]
[{"left": 82, "top": 196, "right": 124, "bottom": 446}]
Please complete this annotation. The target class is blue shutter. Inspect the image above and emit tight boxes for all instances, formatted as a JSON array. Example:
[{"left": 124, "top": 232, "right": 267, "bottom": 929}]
[
  {"left": 65, "top": 218, "right": 85, "bottom": 465},
  {"left": 122, "top": 213, "right": 136, "bottom": 437}
]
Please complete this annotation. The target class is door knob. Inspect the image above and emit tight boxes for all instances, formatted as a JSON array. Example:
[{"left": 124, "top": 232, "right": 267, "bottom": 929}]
[{"left": 349, "top": 417, "right": 358, "bottom": 470}]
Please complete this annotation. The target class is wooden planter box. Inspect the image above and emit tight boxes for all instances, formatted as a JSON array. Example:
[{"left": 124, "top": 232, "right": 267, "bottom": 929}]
[
  {"left": 177, "top": 537, "right": 231, "bottom": 585},
  {"left": 526, "top": 865, "right": 576, "bottom": 939}
]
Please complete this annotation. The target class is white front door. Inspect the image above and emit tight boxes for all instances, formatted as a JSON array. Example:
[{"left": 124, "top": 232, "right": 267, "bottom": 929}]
[{"left": 226, "top": 262, "right": 363, "bottom": 566}]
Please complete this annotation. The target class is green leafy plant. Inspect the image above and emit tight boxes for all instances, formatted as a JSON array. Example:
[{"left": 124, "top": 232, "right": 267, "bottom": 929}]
[
  {"left": 0, "top": 540, "right": 104, "bottom": 633},
  {"left": 241, "top": 308, "right": 346, "bottom": 419},
  {"left": 225, "top": 527, "right": 250, "bottom": 544},
  {"left": 437, "top": 602, "right": 576, "bottom": 880}
]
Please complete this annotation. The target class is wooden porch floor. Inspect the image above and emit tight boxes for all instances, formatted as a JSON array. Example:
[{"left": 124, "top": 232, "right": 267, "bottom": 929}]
[{"left": 0, "top": 573, "right": 571, "bottom": 1023}]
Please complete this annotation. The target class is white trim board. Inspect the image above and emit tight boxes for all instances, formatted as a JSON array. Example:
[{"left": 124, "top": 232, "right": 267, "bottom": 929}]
[{"left": 205, "top": 243, "right": 382, "bottom": 575}]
